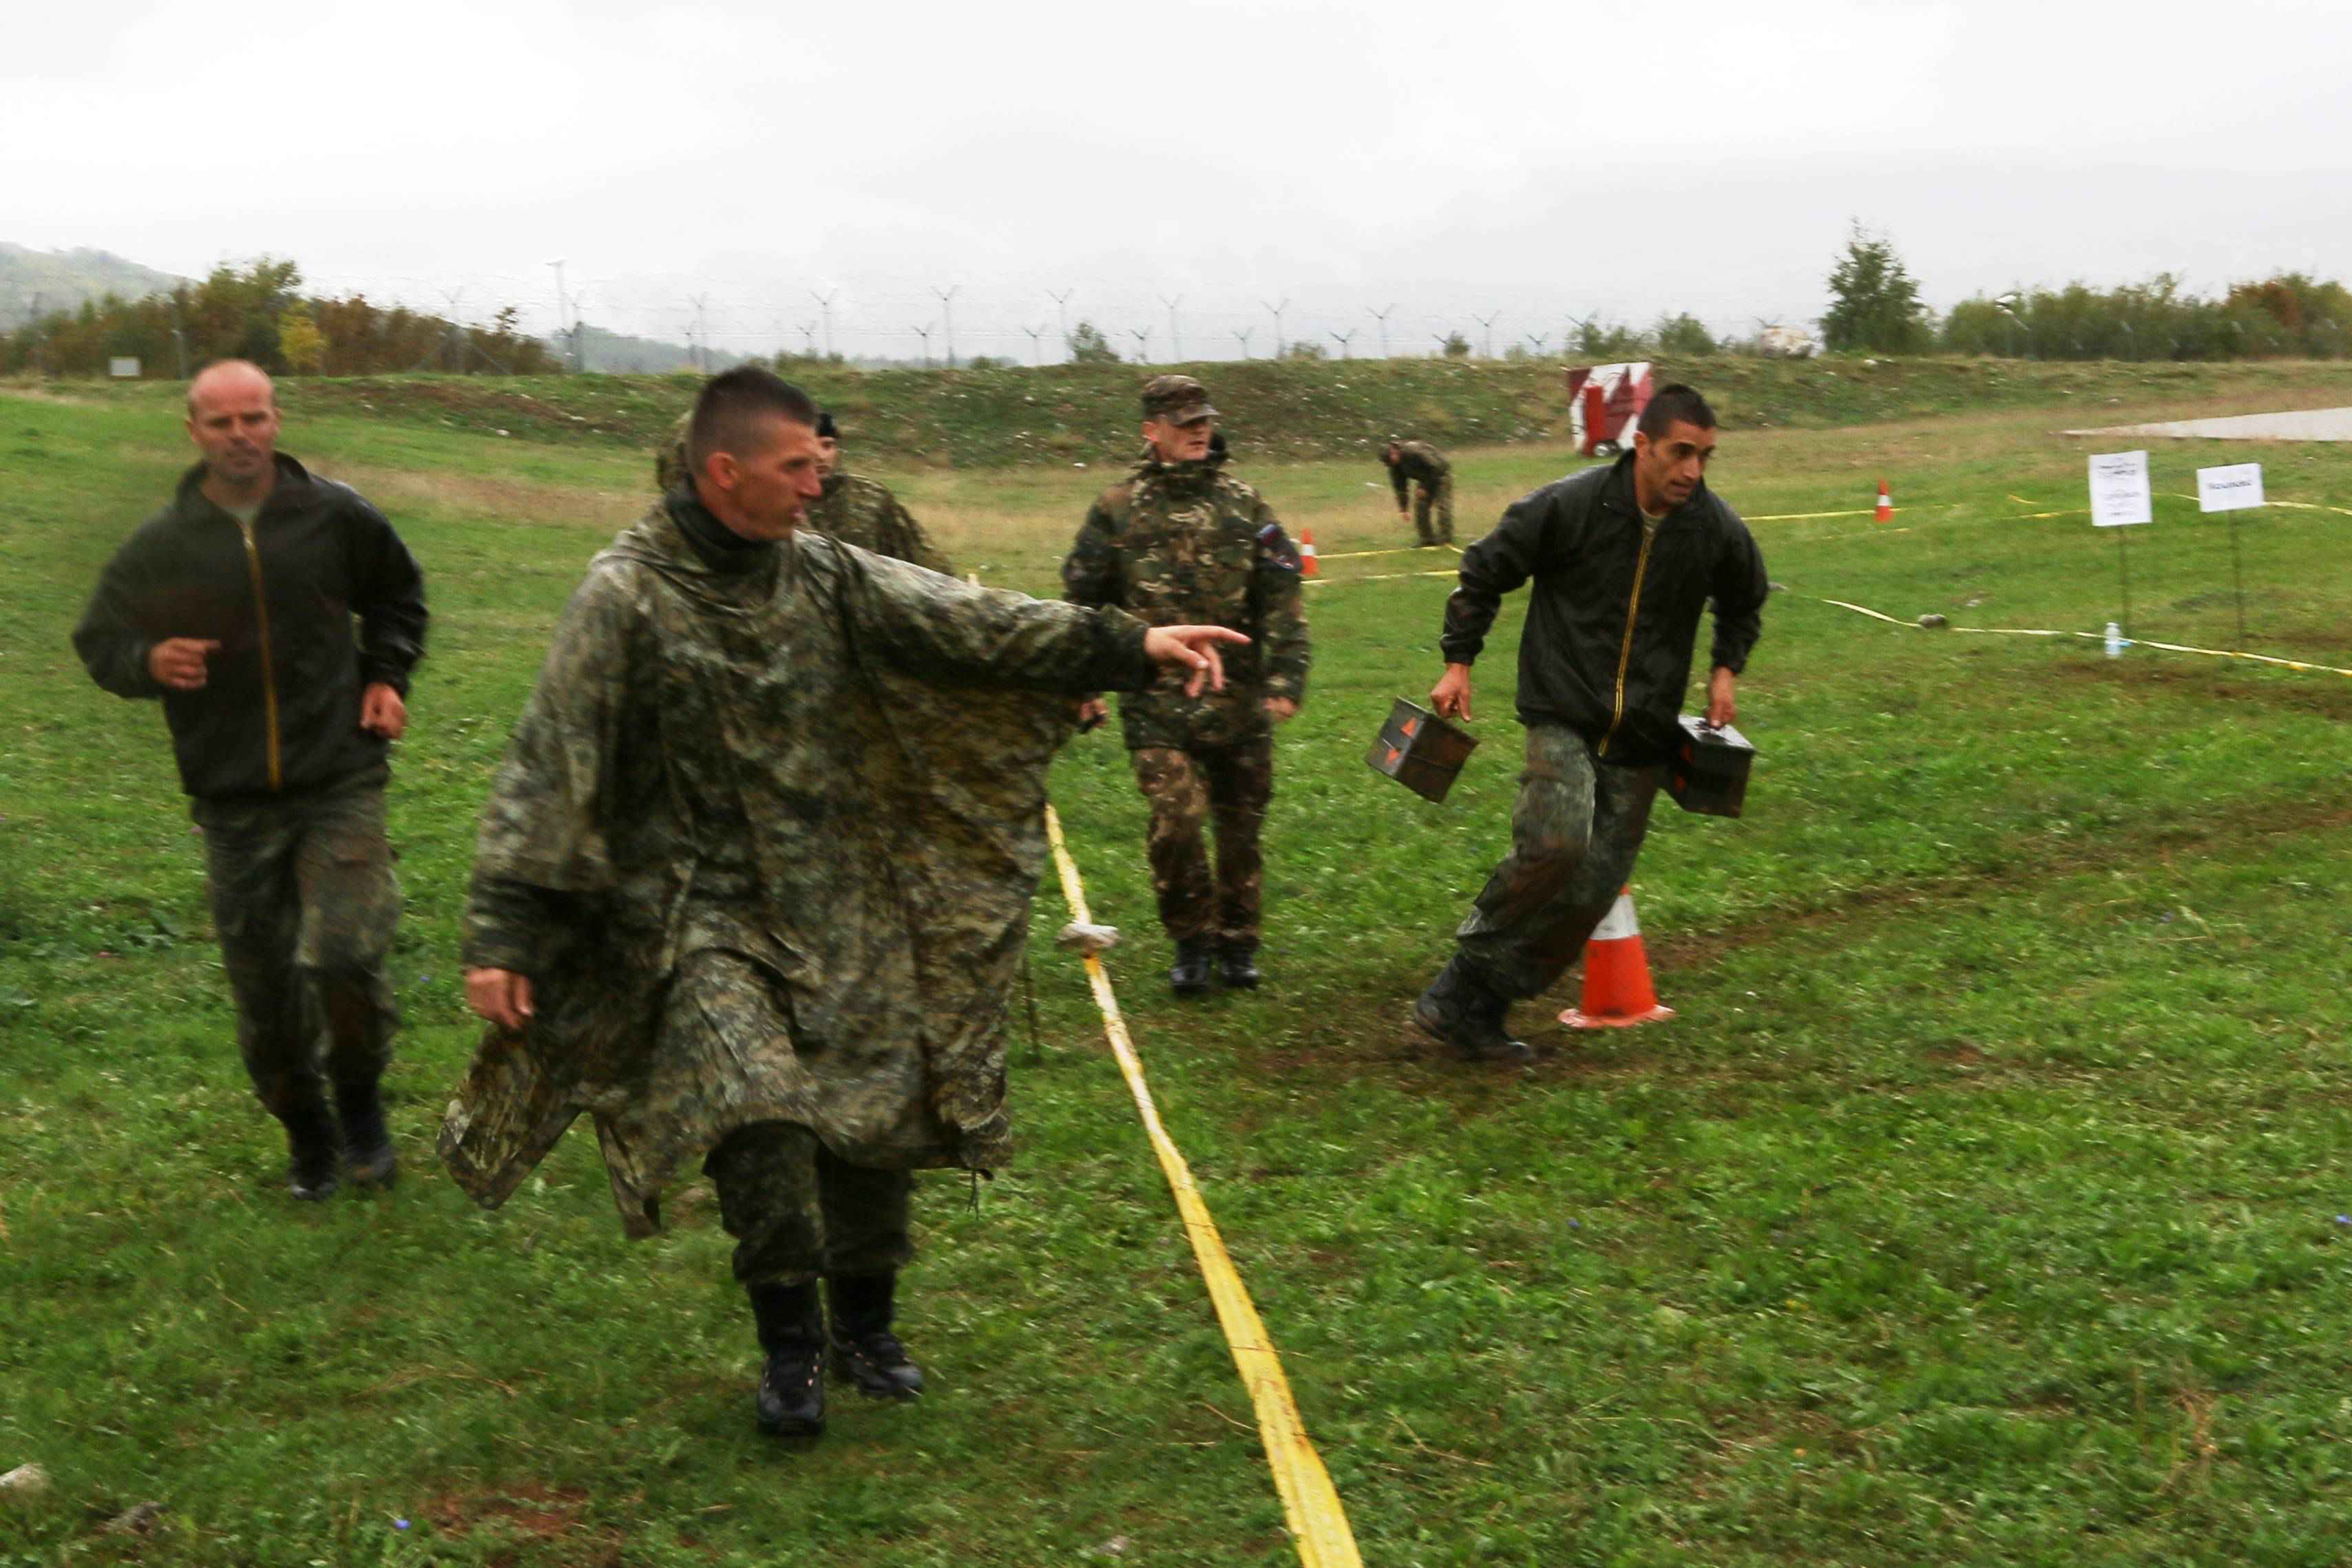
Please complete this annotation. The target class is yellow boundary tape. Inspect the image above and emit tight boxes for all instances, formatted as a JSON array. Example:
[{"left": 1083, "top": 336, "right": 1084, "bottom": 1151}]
[
  {"left": 1813, "top": 597, "right": 2352, "bottom": 677},
  {"left": 1316, "top": 542, "right": 1460, "bottom": 562},
  {"left": 1042, "top": 807, "right": 1365, "bottom": 1568},
  {"left": 1303, "top": 568, "right": 1456, "bottom": 588}
]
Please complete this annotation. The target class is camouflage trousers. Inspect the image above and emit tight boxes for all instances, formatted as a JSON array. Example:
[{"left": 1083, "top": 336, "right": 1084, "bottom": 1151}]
[
  {"left": 1452, "top": 723, "right": 1661, "bottom": 999},
  {"left": 191, "top": 776, "right": 401, "bottom": 1116},
  {"left": 1414, "top": 476, "right": 1455, "bottom": 546},
  {"left": 703, "top": 1121, "right": 913, "bottom": 1288},
  {"left": 1131, "top": 737, "right": 1274, "bottom": 944}
]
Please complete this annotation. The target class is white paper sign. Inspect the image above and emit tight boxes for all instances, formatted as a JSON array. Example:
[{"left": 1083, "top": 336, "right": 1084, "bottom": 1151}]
[
  {"left": 107, "top": 357, "right": 140, "bottom": 379},
  {"left": 2196, "top": 463, "right": 2265, "bottom": 512},
  {"left": 2088, "top": 450, "right": 2152, "bottom": 528}
]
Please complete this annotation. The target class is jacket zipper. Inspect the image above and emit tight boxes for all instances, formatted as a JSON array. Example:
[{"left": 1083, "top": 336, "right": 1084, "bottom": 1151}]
[
  {"left": 1598, "top": 520, "right": 1661, "bottom": 758},
  {"left": 233, "top": 516, "right": 284, "bottom": 790}
]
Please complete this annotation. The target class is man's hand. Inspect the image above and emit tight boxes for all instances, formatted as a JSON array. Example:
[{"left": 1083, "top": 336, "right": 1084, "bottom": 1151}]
[
  {"left": 1430, "top": 662, "right": 1473, "bottom": 721},
  {"left": 147, "top": 637, "right": 220, "bottom": 692},
  {"left": 1075, "top": 697, "right": 1109, "bottom": 731},
  {"left": 1142, "top": 625, "right": 1250, "bottom": 697},
  {"left": 465, "top": 968, "right": 535, "bottom": 1032},
  {"left": 359, "top": 681, "right": 408, "bottom": 740},
  {"left": 1706, "top": 666, "right": 1738, "bottom": 728},
  {"left": 1263, "top": 696, "right": 1299, "bottom": 723}
]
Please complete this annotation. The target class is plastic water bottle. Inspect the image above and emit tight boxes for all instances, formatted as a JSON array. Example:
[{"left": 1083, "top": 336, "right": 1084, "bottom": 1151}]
[{"left": 2104, "top": 621, "right": 2124, "bottom": 658}]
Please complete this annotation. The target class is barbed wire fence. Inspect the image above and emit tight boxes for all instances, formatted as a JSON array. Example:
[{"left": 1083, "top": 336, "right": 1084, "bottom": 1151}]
[{"left": 249, "top": 264, "right": 1805, "bottom": 372}]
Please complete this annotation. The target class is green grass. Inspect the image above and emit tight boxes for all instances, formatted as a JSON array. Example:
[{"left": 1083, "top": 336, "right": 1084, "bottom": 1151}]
[{"left": 3, "top": 378, "right": 2351, "bottom": 1565}]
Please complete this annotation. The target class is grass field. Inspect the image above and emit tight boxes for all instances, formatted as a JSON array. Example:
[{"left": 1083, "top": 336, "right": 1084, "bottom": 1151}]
[{"left": 4, "top": 372, "right": 2352, "bottom": 1566}]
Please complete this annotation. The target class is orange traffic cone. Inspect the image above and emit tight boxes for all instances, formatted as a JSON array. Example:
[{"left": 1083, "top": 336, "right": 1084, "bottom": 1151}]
[
  {"left": 1299, "top": 525, "right": 1319, "bottom": 576},
  {"left": 1874, "top": 478, "right": 1893, "bottom": 523},
  {"left": 1560, "top": 887, "right": 1674, "bottom": 1028}
]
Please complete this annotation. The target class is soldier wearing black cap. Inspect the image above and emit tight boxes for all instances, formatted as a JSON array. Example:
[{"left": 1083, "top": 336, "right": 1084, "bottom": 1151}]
[{"left": 1061, "top": 376, "right": 1313, "bottom": 995}]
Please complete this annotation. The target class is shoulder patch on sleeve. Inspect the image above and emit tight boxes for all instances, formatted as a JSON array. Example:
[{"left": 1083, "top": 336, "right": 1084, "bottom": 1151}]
[{"left": 1255, "top": 522, "right": 1301, "bottom": 573}]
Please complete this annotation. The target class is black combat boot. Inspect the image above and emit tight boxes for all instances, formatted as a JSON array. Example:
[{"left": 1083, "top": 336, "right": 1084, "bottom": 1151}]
[
  {"left": 827, "top": 1272, "right": 924, "bottom": 1401},
  {"left": 748, "top": 1281, "right": 826, "bottom": 1437},
  {"left": 1218, "top": 940, "right": 1263, "bottom": 990},
  {"left": 333, "top": 1078, "right": 399, "bottom": 1189},
  {"left": 1412, "top": 956, "right": 1534, "bottom": 1065},
  {"left": 1169, "top": 937, "right": 1216, "bottom": 997},
  {"left": 276, "top": 1082, "right": 342, "bottom": 1202}
]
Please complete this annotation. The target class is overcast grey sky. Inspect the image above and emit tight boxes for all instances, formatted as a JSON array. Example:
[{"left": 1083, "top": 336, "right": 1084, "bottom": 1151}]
[{"left": 10, "top": 0, "right": 2349, "bottom": 361}]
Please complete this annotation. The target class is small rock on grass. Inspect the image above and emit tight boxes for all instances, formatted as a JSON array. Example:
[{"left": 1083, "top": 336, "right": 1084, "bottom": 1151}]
[
  {"left": 0, "top": 1463, "right": 50, "bottom": 1496},
  {"left": 103, "top": 1501, "right": 166, "bottom": 1535}
]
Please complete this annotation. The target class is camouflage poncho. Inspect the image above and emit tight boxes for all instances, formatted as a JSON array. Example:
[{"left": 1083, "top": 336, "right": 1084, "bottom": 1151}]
[{"left": 441, "top": 494, "right": 1150, "bottom": 1236}]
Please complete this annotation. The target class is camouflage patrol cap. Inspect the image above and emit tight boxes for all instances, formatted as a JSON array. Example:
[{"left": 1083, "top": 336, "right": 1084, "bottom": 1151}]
[{"left": 1140, "top": 374, "right": 1218, "bottom": 423}]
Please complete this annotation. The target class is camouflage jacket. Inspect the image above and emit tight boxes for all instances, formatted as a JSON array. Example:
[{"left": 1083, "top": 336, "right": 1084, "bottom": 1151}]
[
  {"left": 1386, "top": 440, "right": 1449, "bottom": 507},
  {"left": 652, "top": 414, "right": 950, "bottom": 573},
  {"left": 441, "top": 494, "right": 1154, "bottom": 1236},
  {"left": 1060, "top": 457, "right": 1311, "bottom": 750}
]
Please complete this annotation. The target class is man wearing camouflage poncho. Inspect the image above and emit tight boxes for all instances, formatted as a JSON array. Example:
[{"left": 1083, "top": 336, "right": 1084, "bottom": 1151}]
[{"left": 446, "top": 368, "right": 1245, "bottom": 1441}]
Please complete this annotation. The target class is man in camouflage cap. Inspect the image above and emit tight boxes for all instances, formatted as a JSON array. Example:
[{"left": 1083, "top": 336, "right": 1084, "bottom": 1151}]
[
  {"left": 1381, "top": 437, "right": 1454, "bottom": 546},
  {"left": 655, "top": 407, "right": 952, "bottom": 573},
  {"left": 1062, "top": 374, "right": 1313, "bottom": 995},
  {"left": 453, "top": 368, "right": 1246, "bottom": 1440}
]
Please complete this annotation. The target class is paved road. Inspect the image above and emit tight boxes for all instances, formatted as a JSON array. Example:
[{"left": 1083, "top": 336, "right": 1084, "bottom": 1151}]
[{"left": 2068, "top": 407, "right": 2352, "bottom": 441}]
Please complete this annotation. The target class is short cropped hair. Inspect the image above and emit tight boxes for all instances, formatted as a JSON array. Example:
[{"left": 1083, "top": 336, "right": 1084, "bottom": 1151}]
[
  {"left": 1637, "top": 383, "right": 1716, "bottom": 440},
  {"left": 688, "top": 368, "right": 819, "bottom": 477}
]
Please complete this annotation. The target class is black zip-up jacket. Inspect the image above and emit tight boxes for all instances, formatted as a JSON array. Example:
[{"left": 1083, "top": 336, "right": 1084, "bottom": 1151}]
[
  {"left": 1439, "top": 452, "right": 1767, "bottom": 765},
  {"left": 73, "top": 454, "right": 428, "bottom": 802}
]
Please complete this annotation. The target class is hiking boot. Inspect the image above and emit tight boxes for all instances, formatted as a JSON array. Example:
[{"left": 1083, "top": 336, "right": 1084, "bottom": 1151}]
[
  {"left": 333, "top": 1079, "right": 399, "bottom": 1189},
  {"left": 1412, "top": 957, "right": 1534, "bottom": 1065},
  {"left": 1169, "top": 937, "right": 1216, "bottom": 997},
  {"left": 1218, "top": 940, "right": 1263, "bottom": 990},
  {"left": 749, "top": 1282, "right": 826, "bottom": 1437},
  {"left": 828, "top": 1273, "right": 923, "bottom": 1400},
  {"left": 755, "top": 1339, "right": 826, "bottom": 1437},
  {"left": 277, "top": 1085, "right": 342, "bottom": 1202}
]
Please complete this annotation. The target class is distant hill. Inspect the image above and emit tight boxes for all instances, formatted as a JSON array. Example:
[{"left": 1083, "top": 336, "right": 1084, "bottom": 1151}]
[
  {"left": 556, "top": 322, "right": 755, "bottom": 374},
  {"left": 0, "top": 244, "right": 186, "bottom": 329}
]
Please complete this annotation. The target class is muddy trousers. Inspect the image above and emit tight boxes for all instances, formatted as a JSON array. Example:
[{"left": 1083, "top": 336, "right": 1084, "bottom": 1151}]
[
  {"left": 1130, "top": 737, "right": 1274, "bottom": 945},
  {"left": 704, "top": 1123, "right": 914, "bottom": 1289},
  {"left": 1451, "top": 723, "right": 1661, "bottom": 1000},
  {"left": 1414, "top": 475, "right": 1456, "bottom": 546},
  {"left": 191, "top": 777, "right": 400, "bottom": 1117}
]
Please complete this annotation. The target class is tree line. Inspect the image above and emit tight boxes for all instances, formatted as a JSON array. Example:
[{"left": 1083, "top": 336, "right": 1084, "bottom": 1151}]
[
  {"left": 0, "top": 257, "right": 559, "bottom": 379},
  {"left": 1823, "top": 226, "right": 2352, "bottom": 361}
]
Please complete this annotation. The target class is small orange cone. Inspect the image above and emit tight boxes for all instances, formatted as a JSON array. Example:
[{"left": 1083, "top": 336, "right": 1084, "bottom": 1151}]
[
  {"left": 1560, "top": 887, "right": 1674, "bottom": 1028},
  {"left": 1874, "top": 478, "right": 1893, "bottom": 523},
  {"left": 1299, "top": 526, "right": 1319, "bottom": 576}
]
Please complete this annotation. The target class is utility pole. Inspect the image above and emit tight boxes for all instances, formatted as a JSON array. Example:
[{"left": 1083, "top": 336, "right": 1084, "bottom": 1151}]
[
  {"left": 688, "top": 295, "right": 711, "bottom": 372},
  {"left": 1369, "top": 302, "right": 1397, "bottom": 359},
  {"left": 811, "top": 290, "right": 837, "bottom": 359},
  {"left": 1022, "top": 324, "right": 1049, "bottom": 366},
  {"left": 912, "top": 323, "right": 934, "bottom": 368},
  {"left": 1127, "top": 326, "right": 1153, "bottom": 362},
  {"left": 1263, "top": 297, "right": 1290, "bottom": 358},
  {"left": 1047, "top": 288, "right": 1074, "bottom": 358},
  {"left": 545, "top": 259, "right": 568, "bottom": 363},
  {"left": 1160, "top": 294, "right": 1183, "bottom": 362},
  {"left": 799, "top": 321, "right": 819, "bottom": 356},
  {"left": 28, "top": 292, "right": 43, "bottom": 377},
  {"left": 932, "top": 285, "right": 959, "bottom": 369},
  {"left": 1232, "top": 327, "right": 1252, "bottom": 359},
  {"left": 169, "top": 297, "right": 189, "bottom": 379},
  {"left": 1330, "top": 328, "right": 1356, "bottom": 359},
  {"left": 437, "top": 286, "right": 468, "bottom": 372},
  {"left": 1473, "top": 310, "right": 1501, "bottom": 359}
]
